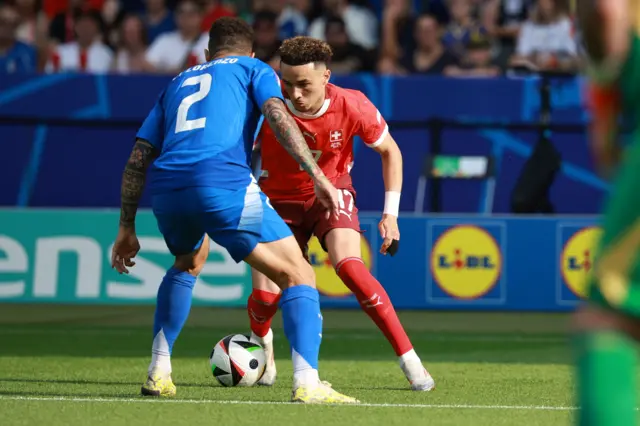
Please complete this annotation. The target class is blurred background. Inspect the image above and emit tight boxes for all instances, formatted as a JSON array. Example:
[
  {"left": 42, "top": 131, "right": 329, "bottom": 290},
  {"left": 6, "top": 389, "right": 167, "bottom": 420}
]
[{"left": 0, "top": 0, "right": 597, "bottom": 313}]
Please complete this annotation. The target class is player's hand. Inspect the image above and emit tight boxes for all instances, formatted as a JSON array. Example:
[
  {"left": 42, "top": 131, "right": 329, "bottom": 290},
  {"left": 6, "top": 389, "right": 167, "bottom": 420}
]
[
  {"left": 379, "top": 214, "right": 400, "bottom": 255},
  {"left": 111, "top": 225, "right": 140, "bottom": 274},
  {"left": 313, "top": 176, "right": 340, "bottom": 219}
]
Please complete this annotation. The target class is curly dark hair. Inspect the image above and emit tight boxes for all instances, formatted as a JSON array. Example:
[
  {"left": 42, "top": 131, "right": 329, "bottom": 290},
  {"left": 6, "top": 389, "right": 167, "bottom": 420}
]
[
  {"left": 208, "top": 17, "right": 254, "bottom": 55},
  {"left": 279, "top": 36, "right": 333, "bottom": 66}
]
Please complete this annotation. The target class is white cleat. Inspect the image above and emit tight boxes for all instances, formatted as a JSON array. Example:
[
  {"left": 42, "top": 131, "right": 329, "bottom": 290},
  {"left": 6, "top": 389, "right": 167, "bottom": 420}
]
[
  {"left": 400, "top": 359, "right": 436, "bottom": 391},
  {"left": 251, "top": 329, "right": 277, "bottom": 386}
]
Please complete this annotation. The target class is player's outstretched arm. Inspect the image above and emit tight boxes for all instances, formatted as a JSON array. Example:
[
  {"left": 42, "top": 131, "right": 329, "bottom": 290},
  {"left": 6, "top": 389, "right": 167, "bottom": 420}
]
[
  {"left": 261, "top": 97, "right": 325, "bottom": 181},
  {"left": 119, "top": 138, "right": 159, "bottom": 228}
]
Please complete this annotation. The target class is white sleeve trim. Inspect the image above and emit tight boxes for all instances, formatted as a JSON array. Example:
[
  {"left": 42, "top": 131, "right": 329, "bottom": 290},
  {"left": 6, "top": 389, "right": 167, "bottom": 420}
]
[{"left": 365, "top": 124, "right": 389, "bottom": 148}]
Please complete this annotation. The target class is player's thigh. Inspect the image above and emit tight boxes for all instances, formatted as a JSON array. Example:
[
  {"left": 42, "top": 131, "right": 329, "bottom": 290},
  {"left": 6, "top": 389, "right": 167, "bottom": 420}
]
[
  {"left": 313, "top": 188, "right": 363, "bottom": 267},
  {"left": 201, "top": 183, "right": 280, "bottom": 263},
  {"left": 152, "top": 193, "right": 206, "bottom": 258},
  {"left": 325, "top": 228, "right": 362, "bottom": 268},
  {"left": 246, "top": 235, "right": 316, "bottom": 290},
  {"left": 251, "top": 267, "right": 284, "bottom": 294},
  {"left": 590, "top": 141, "right": 640, "bottom": 317}
]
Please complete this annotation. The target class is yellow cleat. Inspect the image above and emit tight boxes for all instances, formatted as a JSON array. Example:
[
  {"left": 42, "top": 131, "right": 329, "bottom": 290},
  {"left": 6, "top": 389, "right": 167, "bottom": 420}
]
[
  {"left": 141, "top": 369, "right": 176, "bottom": 397},
  {"left": 291, "top": 382, "right": 360, "bottom": 404}
]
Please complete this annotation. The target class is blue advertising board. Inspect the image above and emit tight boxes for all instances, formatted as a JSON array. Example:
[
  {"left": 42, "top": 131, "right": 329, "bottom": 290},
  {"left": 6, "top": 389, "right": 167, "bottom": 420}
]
[
  {"left": 0, "top": 208, "right": 597, "bottom": 312},
  {"left": 317, "top": 213, "right": 598, "bottom": 312}
]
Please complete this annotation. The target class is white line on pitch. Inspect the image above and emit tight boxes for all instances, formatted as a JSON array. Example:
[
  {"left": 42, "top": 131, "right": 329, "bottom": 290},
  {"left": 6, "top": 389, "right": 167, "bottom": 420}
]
[{"left": 0, "top": 395, "right": 576, "bottom": 411}]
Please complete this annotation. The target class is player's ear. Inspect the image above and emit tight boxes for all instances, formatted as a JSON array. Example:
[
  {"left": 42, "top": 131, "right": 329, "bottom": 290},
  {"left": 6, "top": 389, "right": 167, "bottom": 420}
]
[
  {"left": 250, "top": 51, "right": 255, "bottom": 58},
  {"left": 323, "top": 68, "right": 331, "bottom": 85},
  {"left": 204, "top": 49, "right": 211, "bottom": 62}
]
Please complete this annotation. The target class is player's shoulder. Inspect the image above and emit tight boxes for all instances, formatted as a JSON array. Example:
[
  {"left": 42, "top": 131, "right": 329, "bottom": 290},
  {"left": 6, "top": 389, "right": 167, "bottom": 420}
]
[{"left": 328, "top": 84, "right": 373, "bottom": 118}]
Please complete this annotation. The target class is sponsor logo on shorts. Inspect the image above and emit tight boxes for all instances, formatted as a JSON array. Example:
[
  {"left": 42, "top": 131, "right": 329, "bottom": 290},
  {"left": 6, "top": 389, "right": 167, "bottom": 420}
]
[
  {"left": 308, "top": 235, "right": 372, "bottom": 297},
  {"left": 430, "top": 225, "right": 502, "bottom": 300},
  {"left": 561, "top": 226, "right": 602, "bottom": 299}
]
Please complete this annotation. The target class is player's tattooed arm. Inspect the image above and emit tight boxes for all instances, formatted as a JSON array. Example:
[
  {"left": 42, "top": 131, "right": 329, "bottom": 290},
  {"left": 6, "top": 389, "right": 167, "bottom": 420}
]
[
  {"left": 119, "top": 139, "right": 159, "bottom": 228},
  {"left": 262, "top": 98, "right": 325, "bottom": 181}
]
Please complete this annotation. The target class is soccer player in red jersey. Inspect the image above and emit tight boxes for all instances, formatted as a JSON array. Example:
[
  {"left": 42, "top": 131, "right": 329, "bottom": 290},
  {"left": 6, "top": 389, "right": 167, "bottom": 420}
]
[{"left": 248, "top": 37, "right": 435, "bottom": 391}]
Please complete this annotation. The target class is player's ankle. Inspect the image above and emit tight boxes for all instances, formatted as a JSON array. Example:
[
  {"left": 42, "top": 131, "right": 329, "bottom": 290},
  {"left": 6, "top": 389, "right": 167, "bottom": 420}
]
[
  {"left": 293, "top": 368, "right": 319, "bottom": 388},
  {"left": 251, "top": 328, "right": 273, "bottom": 344},
  {"left": 399, "top": 348, "right": 419, "bottom": 365}
]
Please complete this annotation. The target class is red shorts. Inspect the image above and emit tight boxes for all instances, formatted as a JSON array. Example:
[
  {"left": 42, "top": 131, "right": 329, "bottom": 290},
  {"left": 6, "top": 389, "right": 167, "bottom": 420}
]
[{"left": 268, "top": 186, "right": 362, "bottom": 257}]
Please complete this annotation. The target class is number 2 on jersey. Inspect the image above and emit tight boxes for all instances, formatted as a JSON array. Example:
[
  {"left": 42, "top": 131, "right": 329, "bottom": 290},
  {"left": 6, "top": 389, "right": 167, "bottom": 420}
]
[
  {"left": 175, "top": 74, "right": 212, "bottom": 133},
  {"left": 299, "top": 150, "right": 322, "bottom": 171}
]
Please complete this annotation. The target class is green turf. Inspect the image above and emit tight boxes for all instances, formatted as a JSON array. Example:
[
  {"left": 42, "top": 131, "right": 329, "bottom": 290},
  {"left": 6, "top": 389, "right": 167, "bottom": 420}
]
[{"left": 0, "top": 305, "right": 592, "bottom": 425}]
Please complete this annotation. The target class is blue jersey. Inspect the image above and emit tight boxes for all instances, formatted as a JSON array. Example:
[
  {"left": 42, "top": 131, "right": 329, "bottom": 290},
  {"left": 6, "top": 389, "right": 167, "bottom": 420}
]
[
  {"left": 137, "top": 56, "right": 282, "bottom": 194},
  {"left": 0, "top": 41, "right": 37, "bottom": 74}
]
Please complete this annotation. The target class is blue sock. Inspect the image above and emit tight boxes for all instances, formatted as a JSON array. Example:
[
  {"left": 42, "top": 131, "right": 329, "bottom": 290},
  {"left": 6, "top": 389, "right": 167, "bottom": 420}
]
[
  {"left": 150, "top": 267, "right": 196, "bottom": 372},
  {"left": 280, "top": 285, "right": 323, "bottom": 380}
]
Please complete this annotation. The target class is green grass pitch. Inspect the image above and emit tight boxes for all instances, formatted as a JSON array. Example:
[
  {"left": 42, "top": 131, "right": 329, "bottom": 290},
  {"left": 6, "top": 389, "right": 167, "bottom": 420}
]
[{"left": 0, "top": 305, "right": 590, "bottom": 425}]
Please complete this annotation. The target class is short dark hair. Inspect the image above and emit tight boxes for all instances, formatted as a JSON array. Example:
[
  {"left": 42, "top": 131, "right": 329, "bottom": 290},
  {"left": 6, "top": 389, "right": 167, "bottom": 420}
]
[
  {"left": 279, "top": 36, "right": 333, "bottom": 66},
  {"left": 208, "top": 17, "right": 254, "bottom": 55}
]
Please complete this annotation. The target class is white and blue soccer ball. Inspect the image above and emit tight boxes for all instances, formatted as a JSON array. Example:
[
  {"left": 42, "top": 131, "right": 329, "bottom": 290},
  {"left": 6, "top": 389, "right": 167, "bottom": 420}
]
[{"left": 209, "top": 334, "right": 266, "bottom": 387}]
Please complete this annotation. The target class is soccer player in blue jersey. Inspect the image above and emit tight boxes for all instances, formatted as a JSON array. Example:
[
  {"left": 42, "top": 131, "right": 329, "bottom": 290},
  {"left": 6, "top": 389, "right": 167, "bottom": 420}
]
[{"left": 110, "top": 17, "right": 358, "bottom": 404}]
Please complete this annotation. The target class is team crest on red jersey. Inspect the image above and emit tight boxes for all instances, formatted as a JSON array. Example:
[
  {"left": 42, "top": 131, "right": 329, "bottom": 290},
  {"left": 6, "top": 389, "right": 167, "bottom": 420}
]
[{"left": 330, "top": 129, "right": 343, "bottom": 148}]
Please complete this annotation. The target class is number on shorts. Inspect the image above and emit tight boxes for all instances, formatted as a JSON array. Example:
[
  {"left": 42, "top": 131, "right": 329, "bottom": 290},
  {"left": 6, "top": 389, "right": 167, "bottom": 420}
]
[
  {"left": 338, "top": 189, "right": 354, "bottom": 213},
  {"left": 175, "top": 74, "right": 212, "bottom": 133},
  {"left": 299, "top": 150, "right": 323, "bottom": 171}
]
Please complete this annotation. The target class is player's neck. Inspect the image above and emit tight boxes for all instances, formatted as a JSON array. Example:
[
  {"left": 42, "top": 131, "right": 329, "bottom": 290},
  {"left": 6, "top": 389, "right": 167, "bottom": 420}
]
[
  {"left": 211, "top": 51, "right": 245, "bottom": 61},
  {"left": 307, "top": 95, "right": 327, "bottom": 116}
]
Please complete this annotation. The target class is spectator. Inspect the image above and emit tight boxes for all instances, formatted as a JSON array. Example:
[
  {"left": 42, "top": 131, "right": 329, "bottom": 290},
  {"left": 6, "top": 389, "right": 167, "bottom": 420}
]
[
  {"left": 142, "top": 0, "right": 176, "bottom": 44},
  {"left": 254, "top": 0, "right": 308, "bottom": 39},
  {"left": 46, "top": 8, "right": 113, "bottom": 73},
  {"left": 325, "top": 15, "right": 374, "bottom": 74},
  {"left": 14, "top": 0, "right": 48, "bottom": 46},
  {"left": 444, "top": 29, "right": 501, "bottom": 76},
  {"left": 201, "top": 0, "right": 235, "bottom": 32},
  {"left": 0, "top": 4, "right": 37, "bottom": 73},
  {"left": 484, "top": 0, "right": 532, "bottom": 60},
  {"left": 398, "top": 13, "right": 455, "bottom": 74},
  {"left": 380, "top": 0, "right": 415, "bottom": 65},
  {"left": 48, "top": 0, "right": 105, "bottom": 45},
  {"left": 112, "top": 14, "right": 149, "bottom": 74},
  {"left": 145, "top": 0, "right": 207, "bottom": 74},
  {"left": 443, "top": 0, "right": 490, "bottom": 59},
  {"left": 308, "top": 0, "right": 378, "bottom": 50},
  {"left": 510, "top": 0, "right": 578, "bottom": 72},
  {"left": 252, "top": 11, "right": 282, "bottom": 71}
]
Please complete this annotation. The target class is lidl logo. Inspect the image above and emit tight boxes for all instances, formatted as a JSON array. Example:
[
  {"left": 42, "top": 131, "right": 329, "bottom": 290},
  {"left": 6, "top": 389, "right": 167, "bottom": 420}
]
[
  {"left": 308, "top": 234, "right": 373, "bottom": 297},
  {"left": 561, "top": 226, "right": 602, "bottom": 298},
  {"left": 431, "top": 225, "right": 502, "bottom": 299}
]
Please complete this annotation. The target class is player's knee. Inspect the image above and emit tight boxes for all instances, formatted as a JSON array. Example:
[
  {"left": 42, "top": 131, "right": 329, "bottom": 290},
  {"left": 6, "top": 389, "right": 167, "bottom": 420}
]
[
  {"left": 173, "top": 239, "right": 209, "bottom": 276},
  {"left": 572, "top": 305, "right": 640, "bottom": 340},
  {"left": 275, "top": 260, "right": 316, "bottom": 290}
]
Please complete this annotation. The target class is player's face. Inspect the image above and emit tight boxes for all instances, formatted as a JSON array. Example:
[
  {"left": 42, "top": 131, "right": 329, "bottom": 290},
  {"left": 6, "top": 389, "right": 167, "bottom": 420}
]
[{"left": 280, "top": 63, "right": 330, "bottom": 113}]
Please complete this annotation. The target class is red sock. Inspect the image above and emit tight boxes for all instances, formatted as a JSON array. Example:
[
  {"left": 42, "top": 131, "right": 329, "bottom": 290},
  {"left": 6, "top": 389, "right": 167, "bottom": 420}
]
[
  {"left": 247, "top": 289, "right": 281, "bottom": 338},
  {"left": 336, "top": 257, "right": 413, "bottom": 356}
]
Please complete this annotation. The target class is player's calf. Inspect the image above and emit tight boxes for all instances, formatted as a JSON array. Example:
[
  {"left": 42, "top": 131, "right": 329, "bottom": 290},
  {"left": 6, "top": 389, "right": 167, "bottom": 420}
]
[
  {"left": 143, "top": 238, "right": 210, "bottom": 397},
  {"left": 247, "top": 272, "right": 281, "bottom": 386},
  {"left": 573, "top": 305, "right": 638, "bottom": 425},
  {"left": 245, "top": 237, "right": 323, "bottom": 387},
  {"left": 327, "top": 228, "right": 435, "bottom": 391}
]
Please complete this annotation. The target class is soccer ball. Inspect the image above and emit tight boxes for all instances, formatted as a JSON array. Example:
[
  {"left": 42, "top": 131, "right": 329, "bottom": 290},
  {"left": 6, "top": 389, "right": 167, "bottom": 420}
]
[{"left": 209, "top": 334, "right": 266, "bottom": 387}]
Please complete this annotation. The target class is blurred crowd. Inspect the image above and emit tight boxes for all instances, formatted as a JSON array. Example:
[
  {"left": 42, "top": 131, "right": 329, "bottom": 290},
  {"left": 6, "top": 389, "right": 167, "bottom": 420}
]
[{"left": 0, "top": 0, "right": 580, "bottom": 77}]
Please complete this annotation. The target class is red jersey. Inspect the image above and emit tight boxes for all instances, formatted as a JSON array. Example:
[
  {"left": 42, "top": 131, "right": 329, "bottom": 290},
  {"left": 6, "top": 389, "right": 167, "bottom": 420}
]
[{"left": 257, "top": 83, "right": 388, "bottom": 201}]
